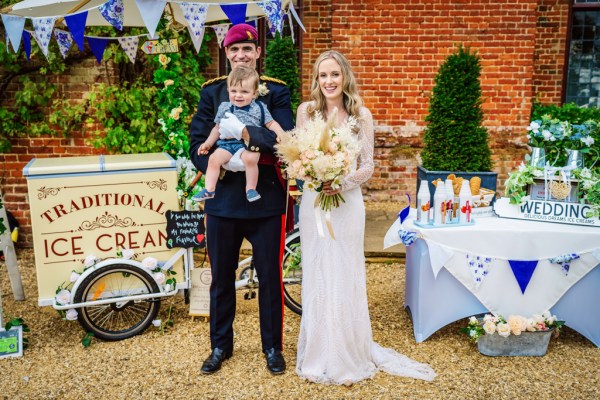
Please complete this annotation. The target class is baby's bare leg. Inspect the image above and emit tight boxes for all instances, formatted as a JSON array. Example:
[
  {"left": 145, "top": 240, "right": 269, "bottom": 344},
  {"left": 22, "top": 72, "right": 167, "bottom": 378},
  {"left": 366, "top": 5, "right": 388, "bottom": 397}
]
[
  {"left": 241, "top": 150, "right": 261, "bottom": 191},
  {"left": 205, "top": 148, "right": 232, "bottom": 191}
]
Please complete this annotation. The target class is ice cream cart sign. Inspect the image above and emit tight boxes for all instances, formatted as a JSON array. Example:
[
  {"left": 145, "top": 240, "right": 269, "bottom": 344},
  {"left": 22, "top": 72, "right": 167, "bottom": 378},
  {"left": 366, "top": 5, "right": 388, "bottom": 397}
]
[
  {"left": 494, "top": 197, "right": 599, "bottom": 227},
  {"left": 24, "top": 154, "right": 183, "bottom": 305}
]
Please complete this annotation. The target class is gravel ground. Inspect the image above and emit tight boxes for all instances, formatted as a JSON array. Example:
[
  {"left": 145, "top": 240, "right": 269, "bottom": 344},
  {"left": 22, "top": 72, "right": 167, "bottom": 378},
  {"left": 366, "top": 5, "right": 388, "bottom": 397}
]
[{"left": 1, "top": 248, "right": 599, "bottom": 400}]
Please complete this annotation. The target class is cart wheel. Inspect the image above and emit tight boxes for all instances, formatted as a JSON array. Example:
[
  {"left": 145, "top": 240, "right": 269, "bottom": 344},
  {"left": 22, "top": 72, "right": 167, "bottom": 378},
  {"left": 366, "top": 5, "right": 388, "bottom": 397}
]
[
  {"left": 282, "top": 229, "right": 302, "bottom": 315},
  {"left": 73, "top": 264, "right": 161, "bottom": 341}
]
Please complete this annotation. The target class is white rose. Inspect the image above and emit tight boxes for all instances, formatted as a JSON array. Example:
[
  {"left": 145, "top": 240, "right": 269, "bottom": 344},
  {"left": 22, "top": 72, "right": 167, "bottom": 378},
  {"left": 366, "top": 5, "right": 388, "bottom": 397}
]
[
  {"left": 497, "top": 323, "right": 511, "bottom": 337},
  {"left": 69, "top": 271, "right": 81, "bottom": 283},
  {"left": 483, "top": 321, "right": 496, "bottom": 335},
  {"left": 65, "top": 309, "right": 78, "bottom": 321},
  {"left": 84, "top": 254, "right": 98, "bottom": 267},
  {"left": 525, "top": 319, "right": 536, "bottom": 332},
  {"left": 55, "top": 289, "right": 72, "bottom": 305},
  {"left": 542, "top": 311, "right": 552, "bottom": 319},
  {"left": 142, "top": 257, "right": 158, "bottom": 271},
  {"left": 153, "top": 272, "right": 166, "bottom": 285},
  {"left": 482, "top": 314, "right": 494, "bottom": 322},
  {"left": 469, "top": 316, "right": 478, "bottom": 325},
  {"left": 164, "top": 284, "right": 172, "bottom": 293},
  {"left": 121, "top": 248, "right": 135, "bottom": 260}
]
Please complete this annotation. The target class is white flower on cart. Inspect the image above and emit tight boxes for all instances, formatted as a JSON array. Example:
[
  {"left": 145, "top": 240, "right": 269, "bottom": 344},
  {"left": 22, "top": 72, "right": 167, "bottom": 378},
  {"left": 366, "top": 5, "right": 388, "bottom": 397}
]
[
  {"left": 55, "top": 289, "right": 72, "bottom": 305},
  {"left": 153, "top": 272, "right": 166, "bottom": 285},
  {"left": 65, "top": 309, "right": 78, "bottom": 321},
  {"left": 84, "top": 254, "right": 98, "bottom": 267},
  {"left": 69, "top": 271, "right": 81, "bottom": 283},
  {"left": 121, "top": 248, "right": 135, "bottom": 260},
  {"left": 142, "top": 257, "right": 158, "bottom": 271}
]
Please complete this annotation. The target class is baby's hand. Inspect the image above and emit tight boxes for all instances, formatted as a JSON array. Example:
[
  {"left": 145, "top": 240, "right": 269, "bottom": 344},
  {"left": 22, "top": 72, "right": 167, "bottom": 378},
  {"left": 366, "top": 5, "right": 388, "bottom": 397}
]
[{"left": 198, "top": 143, "right": 211, "bottom": 155}]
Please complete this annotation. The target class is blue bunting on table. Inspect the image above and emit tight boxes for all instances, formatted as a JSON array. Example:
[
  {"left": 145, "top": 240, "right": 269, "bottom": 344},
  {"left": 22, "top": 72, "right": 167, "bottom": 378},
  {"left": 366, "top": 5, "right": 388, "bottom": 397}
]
[
  {"left": 397, "top": 194, "right": 411, "bottom": 224},
  {"left": 508, "top": 260, "right": 539, "bottom": 294},
  {"left": 549, "top": 253, "right": 580, "bottom": 276},
  {"left": 397, "top": 194, "right": 417, "bottom": 246}
]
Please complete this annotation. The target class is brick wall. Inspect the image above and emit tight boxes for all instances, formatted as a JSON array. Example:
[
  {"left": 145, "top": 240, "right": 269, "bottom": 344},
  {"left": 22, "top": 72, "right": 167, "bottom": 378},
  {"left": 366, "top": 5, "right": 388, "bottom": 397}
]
[{"left": 0, "top": 0, "right": 572, "bottom": 247}]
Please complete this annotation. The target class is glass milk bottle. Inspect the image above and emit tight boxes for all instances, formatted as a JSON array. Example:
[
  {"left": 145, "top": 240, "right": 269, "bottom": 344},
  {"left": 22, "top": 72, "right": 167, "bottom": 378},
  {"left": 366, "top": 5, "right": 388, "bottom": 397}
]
[
  {"left": 459, "top": 180, "right": 473, "bottom": 223},
  {"left": 444, "top": 179, "right": 454, "bottom": 223},
  {"left": 416, "top": 180, "right": 431, "bottom": 224},
  {"left": 433, "top": 180, "right": 446, "bottom": 225}
]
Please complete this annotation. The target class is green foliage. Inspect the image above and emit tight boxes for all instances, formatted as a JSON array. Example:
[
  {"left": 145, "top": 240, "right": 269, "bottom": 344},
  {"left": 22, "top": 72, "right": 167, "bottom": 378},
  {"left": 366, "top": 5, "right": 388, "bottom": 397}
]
[
  {"left": 264, "top": 33, "right": 301, "bottom": 115},
  {"left": 81, "top": 332, "right": 94, "bottom": 348},
  {"left": 421, "top": 45, "right": 493, "bottom": 172}
]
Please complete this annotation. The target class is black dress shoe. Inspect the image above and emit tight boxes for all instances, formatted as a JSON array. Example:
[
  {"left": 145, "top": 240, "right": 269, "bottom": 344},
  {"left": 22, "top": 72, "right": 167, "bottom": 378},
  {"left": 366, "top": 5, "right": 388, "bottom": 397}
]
[
  {"left": 200, "top": 348, "right": 232, "bottom": 374},
  {"left": 264, "top": 348, "right": 286, "bottom": 375}
]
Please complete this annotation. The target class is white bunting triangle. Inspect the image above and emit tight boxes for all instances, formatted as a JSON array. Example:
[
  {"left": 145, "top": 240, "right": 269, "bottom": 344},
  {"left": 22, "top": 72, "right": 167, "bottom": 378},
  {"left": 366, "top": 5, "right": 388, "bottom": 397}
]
[
  {"left": 2, "top": 14, "right": 26, "bottom": 53},
  {"left": 134, "top": 0, "right": 166, "bottom": 39},
  {"left": 212, "top": 23, "right": 229, "bottom": 48},
  {"left": 31, "top": 17, "right": 57, "bottom": 58},
  {"left": 179, "top": 3, "right": 208, "bottom": 46},
  {"left": 188, "top": 26, "right": 205, "bottom": 53},
  {"left": 53, "top": 29, "right": 73, "bottom": 59},
  {"left": 118, "top": 36, "right": 140, "bottom": 64}
]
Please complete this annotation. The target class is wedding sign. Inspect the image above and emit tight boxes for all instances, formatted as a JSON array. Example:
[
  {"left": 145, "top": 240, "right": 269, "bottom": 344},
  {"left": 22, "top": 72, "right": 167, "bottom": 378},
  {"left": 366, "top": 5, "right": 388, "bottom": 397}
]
[
  {"left": 141, "top": 39, "right": 178, "bottom": 54},
  {"left": 189, "top": 268, "right": 211, "bottom": 318},
  {"left": 165, "top": 210, "right": 205, "bottom": 249},
  {"left": 494, "top": 197, "right": 599, "bottom": 227}
]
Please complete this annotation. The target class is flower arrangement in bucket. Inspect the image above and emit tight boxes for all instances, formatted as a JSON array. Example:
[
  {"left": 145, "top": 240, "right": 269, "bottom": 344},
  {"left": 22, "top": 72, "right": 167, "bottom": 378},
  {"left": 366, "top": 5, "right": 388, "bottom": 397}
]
[{"left": 462, "top": 312, "right": 564, "bottom": 356}]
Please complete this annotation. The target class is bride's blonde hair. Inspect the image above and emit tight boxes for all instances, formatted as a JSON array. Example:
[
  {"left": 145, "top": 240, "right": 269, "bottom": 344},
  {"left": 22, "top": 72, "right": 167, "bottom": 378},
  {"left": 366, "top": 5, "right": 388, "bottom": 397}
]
[{"left": 307, "top": 50, "right": 363, "bottom": 125}]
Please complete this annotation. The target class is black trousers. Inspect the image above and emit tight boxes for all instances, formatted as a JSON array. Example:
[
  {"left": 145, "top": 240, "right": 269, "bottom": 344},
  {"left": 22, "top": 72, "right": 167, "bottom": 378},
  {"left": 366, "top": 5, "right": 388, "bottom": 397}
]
[{"left": 206, "top": 214, "right": 284, "bottom": 352}]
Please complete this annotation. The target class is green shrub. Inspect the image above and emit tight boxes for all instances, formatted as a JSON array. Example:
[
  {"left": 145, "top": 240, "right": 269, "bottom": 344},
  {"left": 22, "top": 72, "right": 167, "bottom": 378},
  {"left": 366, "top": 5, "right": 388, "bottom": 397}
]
[
  {"left": 421, "top": 45, "right": 493, "bottom": 172},
  {"left": 264, "top": 33, "right": 301, "bottom": 115}
]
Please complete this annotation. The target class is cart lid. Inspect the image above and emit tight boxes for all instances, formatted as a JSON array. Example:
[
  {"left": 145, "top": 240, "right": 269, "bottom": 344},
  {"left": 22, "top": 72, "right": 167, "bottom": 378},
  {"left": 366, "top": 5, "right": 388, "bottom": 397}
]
[{"left": 23, "top": 153, "right": 176, "bottom": 177}]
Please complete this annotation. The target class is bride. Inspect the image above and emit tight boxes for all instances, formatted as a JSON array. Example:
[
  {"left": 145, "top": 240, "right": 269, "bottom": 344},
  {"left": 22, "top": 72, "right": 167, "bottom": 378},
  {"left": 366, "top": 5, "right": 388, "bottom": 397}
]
[{"left": 295, "top": 50, "right": 437, "bottom": 385}]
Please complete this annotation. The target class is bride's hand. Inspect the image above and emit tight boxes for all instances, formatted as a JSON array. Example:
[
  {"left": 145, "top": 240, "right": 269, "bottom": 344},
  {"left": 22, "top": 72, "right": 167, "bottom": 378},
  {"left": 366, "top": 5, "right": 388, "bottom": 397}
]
[{"left": 322, "top": 181, "right": 341, "bottom": 195}]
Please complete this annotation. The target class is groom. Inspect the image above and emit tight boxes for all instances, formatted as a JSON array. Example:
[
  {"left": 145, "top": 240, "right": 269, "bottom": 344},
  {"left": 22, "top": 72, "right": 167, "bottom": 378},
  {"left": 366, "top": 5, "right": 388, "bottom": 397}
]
[{"left": 189, "top": 23, "right": 294, "bottom": 375}]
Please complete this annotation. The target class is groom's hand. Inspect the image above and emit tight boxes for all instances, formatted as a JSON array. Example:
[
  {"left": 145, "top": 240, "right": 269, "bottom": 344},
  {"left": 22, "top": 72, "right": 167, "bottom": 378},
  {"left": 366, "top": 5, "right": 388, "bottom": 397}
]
[{"left": 219, "top": 112, "right": 245, "bottom": 140}]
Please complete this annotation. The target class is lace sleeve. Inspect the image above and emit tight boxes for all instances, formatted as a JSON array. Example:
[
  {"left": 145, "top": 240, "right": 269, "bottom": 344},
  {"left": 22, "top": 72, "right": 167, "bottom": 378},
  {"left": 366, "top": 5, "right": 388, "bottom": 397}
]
[
  {"left": 296, "top": 102, "right": 311, "bottom": 128},
  {"left": 342, "top": 107, "right": 375, "bottom": 191}
]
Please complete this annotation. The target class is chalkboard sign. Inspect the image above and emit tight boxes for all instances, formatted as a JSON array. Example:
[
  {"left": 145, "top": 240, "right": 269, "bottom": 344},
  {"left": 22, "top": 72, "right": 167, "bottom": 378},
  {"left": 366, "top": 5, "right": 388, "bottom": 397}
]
[{"left": 165, "top": 210, "right": 205, "bottom": 249}]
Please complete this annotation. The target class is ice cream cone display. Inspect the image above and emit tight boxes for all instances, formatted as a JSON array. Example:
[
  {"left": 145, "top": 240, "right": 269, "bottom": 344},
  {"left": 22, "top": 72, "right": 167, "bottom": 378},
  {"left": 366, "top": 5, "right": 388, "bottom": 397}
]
[{"left": 470, "top": 176, "right": 482, "bottom": 195}]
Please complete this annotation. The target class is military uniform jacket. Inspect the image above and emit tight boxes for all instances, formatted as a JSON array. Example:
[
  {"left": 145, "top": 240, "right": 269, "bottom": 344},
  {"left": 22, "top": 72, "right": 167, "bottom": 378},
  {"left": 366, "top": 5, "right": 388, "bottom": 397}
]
[{"left": 190, "top": 76, "right": 294, "bottom": 219}]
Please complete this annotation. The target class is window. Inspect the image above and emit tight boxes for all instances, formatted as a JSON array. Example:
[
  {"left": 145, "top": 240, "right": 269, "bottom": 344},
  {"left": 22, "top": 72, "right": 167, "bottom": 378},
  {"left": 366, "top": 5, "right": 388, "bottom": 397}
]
[{"left": 566, "top": 1, "right": 600, "bottom": 107}]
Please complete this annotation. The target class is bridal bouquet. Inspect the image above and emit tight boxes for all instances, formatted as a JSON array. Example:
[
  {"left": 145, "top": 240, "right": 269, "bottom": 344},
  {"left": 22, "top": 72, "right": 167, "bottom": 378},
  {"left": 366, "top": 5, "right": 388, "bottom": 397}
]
[{"left": 275, "top": 109, "right": 360, "bottom": 212}]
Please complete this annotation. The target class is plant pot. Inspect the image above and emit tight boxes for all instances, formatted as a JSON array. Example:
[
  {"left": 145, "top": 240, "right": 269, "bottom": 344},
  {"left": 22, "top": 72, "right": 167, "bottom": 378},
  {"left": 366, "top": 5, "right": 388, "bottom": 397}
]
[
  {"left": 417, "top": 165, "right": 498, "bottom": 207},
  {"left": 477, "top": 329, "right": 554, "bottom": 357}
]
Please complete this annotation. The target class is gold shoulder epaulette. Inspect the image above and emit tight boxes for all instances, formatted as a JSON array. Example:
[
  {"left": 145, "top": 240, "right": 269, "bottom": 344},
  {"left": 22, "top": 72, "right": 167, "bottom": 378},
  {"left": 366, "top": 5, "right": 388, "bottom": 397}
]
[
  {"left": 260, "top": 75, "right": 287, "bottom": 86},
  {"left": 202, "top": 76, "right": 227, "bottom": 88}
]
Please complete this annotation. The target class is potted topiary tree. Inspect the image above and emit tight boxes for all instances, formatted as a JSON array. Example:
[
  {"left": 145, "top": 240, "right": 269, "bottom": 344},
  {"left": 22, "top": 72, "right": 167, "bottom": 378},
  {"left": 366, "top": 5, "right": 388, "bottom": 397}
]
[{"left": 418, "top": 45, "right": 497, "bottom": 206}]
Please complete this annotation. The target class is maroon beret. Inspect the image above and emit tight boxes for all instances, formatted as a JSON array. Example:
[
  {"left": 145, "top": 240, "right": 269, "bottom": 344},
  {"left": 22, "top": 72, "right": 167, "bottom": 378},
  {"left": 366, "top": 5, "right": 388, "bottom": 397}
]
[{"left": 223, "top": 23, "right": 258, "bottom": 47}]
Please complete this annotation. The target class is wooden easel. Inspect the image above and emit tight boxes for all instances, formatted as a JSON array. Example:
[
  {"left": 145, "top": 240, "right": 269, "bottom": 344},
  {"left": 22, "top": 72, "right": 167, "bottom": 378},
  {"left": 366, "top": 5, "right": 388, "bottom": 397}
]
[{"left": 0, "top": 189, "right": 25, "bottom": 328}]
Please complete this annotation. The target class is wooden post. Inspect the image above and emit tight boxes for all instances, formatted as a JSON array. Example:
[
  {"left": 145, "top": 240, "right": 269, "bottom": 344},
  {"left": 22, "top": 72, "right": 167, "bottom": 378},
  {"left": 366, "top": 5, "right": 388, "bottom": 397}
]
[{"left": 0, "top": 190, "right": 25, "bottom": 302}]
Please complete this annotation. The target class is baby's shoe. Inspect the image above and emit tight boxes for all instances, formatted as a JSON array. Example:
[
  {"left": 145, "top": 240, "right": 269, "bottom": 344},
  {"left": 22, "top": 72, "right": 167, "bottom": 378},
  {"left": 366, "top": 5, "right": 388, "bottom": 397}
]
[
  {"left": 192, "top": 189, "right": 215, "bottom": 202},
  {"left": 246, "top": 189, "right": 261, "bottom": 202}
]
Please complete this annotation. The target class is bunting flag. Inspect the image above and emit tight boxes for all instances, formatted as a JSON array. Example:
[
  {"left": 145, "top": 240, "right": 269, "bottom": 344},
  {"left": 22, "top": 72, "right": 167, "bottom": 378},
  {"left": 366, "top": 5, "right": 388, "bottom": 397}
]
[
  {"left": 220, "top": 4, "right": 247, "bottom": 25},
  {"left": 259, "top": 0, "right": 283, "bottom": 36},
  {"left": 31, "top": 17, "right": 57, "bottom": 58},
  {"left": 64, "top": 11, "right": 88, "bottom": 52},
  {"left": 466, "top": 254, "right": 493, "bottom": 288},
  {"left": 134, "top": 0, "right": 167, "bottom": 39},
  {"left": 99, "top": 0, "right": 125, "bottom": 31},
  {"left": 188, "top": 26, "right": 205, "bottom": 53},
  {"left": 179, "top": 3, "right": 208, "bottom": 46},
  {"left": 87, "top": 37, "right": 109, "bottom": 64},
  {"left": 213, "top": 23, "right": 230, "bottom": 47},
  {"left": 23, "top": 30, "right": 31, "bottom": 60},
  {"left": 117, "top": 36, "right": 139, "bottom": 63},
  {"left": 508, "top": 260, "right": 539, "bottom": 294},
  {"left": 54, "top": 29, "right": 73, "bottom": 59},
  {"left": 2, "top": 14, "right": 26, "bottom": 53},
  {"left": 549, "top": 253, "right": 581, "bottom": 276}
]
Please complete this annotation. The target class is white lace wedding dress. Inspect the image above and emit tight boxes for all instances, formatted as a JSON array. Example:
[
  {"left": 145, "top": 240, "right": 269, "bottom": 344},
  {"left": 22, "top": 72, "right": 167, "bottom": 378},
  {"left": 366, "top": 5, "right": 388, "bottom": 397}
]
[{"left": 295, "top": 102, "right": 437, "bottom": 385}]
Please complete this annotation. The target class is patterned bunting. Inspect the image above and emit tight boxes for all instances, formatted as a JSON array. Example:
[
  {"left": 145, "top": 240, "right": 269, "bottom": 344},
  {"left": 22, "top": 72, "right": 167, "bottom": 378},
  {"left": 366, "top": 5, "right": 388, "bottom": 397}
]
[
  {"left": 117, "top": 36, "right": 139, "bottom": 63},
  {"left": 188, "top": 26, "right": 205, "bottom": 53},
  {"left": 220, "top": 4, "right": 248, "bottom": 25},
  {"left": 31, "top": 17, "right": 57, "bottom": 58},
  {"left": 549, "top": 253, "right": 580, "bottom": 276},
  {"left": 466, "top": 254, "right": 493, "bottom": 288},
  {"left": 64, "top": 11, "right": 88, "bottom": 52},
  {"left": 259, "top": 0, "right": 284, "bottom": 36},
  {"left": 99, "top": 0, "right": 125, "bottom": 30},
  {"left": 87, "top": 37, "right": 109, "bottom": 64},
  {"left": 213, "top": 23, "right": 230, "bottom": 47},
  {"left": 508, "top": 260, "right": 539, "bottom": 294},
  {"left": 2, "top": 14, "right": 26, "bottom": 53},
  {"left": 54, "top": 29, "right": 73, "bottom": 59},
  {"left": 179, "top": 3, "right": 208, "bottom": 46}
]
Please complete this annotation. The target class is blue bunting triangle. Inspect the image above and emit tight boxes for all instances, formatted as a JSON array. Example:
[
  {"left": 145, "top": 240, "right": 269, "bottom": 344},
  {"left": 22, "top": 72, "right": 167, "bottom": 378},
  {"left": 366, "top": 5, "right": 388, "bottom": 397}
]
[
  {"left": 87, "top": 37, "right": 108, "bottom": 64},
  {"left": 65, "top": 11, "right": 87, "bottom": 52},
  {"left": 221, "top": 4, "right": 247, "bottom": 25},
  {"left": 508, "top": 260, "right": 539, "bottom": 294},
  {"left": 23, "top": 31, "right": 31, "bottom": 60},
  {"left": 398, "top": 194, "right": 411, "bottom": 224}
]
